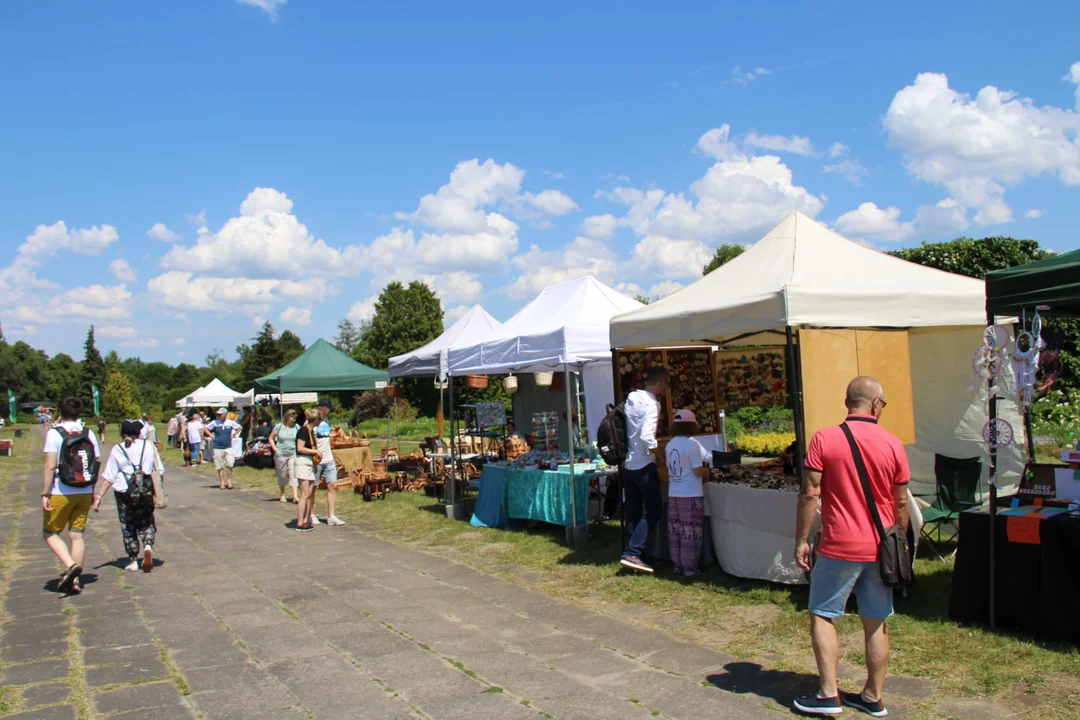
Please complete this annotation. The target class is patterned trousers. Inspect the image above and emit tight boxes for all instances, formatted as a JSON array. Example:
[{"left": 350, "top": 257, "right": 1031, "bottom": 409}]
[
  {"left": 114, "top": 492, "right": 157, "bottom": 559},
  {"left": 668, "top": 496, "right": 705, "bottom": 575}
]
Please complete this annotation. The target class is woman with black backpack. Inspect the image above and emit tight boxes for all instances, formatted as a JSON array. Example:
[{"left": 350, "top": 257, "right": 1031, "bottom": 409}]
[{"left": 92, "top": 419, "right": 164, "bottom": 573}]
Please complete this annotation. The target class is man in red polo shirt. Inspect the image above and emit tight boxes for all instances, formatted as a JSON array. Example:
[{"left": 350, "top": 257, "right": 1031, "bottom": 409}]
[{"left": 793, "top": 376, "right": 910, "bottom": 717}]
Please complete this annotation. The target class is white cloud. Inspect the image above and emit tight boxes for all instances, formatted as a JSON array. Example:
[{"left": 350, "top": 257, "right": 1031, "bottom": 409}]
[
  {"left": 109, "top": 259, "right": 136, "bottom": 284},
  {"left": 884, "top": 67, "right": 1080, "bottom": 226},
  {"left": 1025, "top": 209, "right": 1045, "bottom": 219},
  {"left": 146, "top": 223, "right": 181, "bottom": 242},
  {"left": 185, "top": 209, "right": 206, "bottom": 227},
  {"left": 821, "top": 143, "right": 869, "bottom": 185},
  {"left": 251, "top": 316, "right": 265, "bottom": 327},
  {"left": 544, "top": 171, "right": 565, "bottom": 180},
  {"left": 237, "top": 0, "right": 285, "bottom": 20},
  {"left": 728, "top": 65, "right": 769, "bottom": 86},
  {"left": 835, "top": 202, "right": 915, "bottom": 242},
  {"left": 745, "top": 131, "right": 815, "bottom": 156},
  {"left": 630, "top": 235, "right": 713, "bottom": 278},
  {"left": 506, "top": 236, "right": 620, "bottom": 299},
  {"left": 12, "top": 284, "right": 132, "bottom": 324},
  {"left": 15, "top": 221, "right": 119, "bottom": 266},
  {"left": 147, "top": 271, "right": 324, "bottom": 314},
  {"left": 122, "top": 338, "right": 160, "bottom": 349},
  {"left": 828, "top": 142, "right": 849, "bottom": 158},
  {"left": 347, "top": 297, "right": 377, "bottom": 324},
  {"left": 522, "top": 189, "right": 578, "bottom": 216},
  {"left": 97, "top": 325, "right": 137, "bottom": 339},
  {"left": 442, "top": 305, "right": 470, "bottom": 325},
  {"left": 171, "top": 337, "right": 185, "bottom": 346},
  {"left": 582, "top": 214, "right": 618, "bottom": 239},
  {"left": 1067, "top": 63, "right": 1080, "bottom": 109},
  {"left": 278, "top": 307, "right": 311, "bottom": 327},
  {"left": 913, "top": 198, "right": 970, "bottom": 236}
]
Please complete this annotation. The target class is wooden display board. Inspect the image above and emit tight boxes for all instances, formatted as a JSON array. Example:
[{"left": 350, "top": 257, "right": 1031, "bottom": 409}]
[
  {"left": 798, "top": 329, "right": 916, "bottom": 445},
  {"left": 615, "top": 348, "right": 718, "bottom": 436}
]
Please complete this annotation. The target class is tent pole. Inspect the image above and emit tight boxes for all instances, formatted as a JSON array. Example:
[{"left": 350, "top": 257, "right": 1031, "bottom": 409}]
[
  {"left": 987, "top": 312, "right": 998, "bottom": 630},
  {"left": 448, "top": 375, "right": 456, "bottom": 509},
  {"left": 565, "top": 365, "right": 578, "bottom": 540},
  {"left": 785, "top": 327, "right": 806, "bottom": 475},
  {"left": 437, "top": 385, "right": 445, "bottom": 440}
]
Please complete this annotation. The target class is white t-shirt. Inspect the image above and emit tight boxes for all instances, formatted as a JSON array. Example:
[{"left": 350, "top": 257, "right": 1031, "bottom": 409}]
[
  {"left": 102, "top": 439, "right": 164, "bottom": 493},
  {"left": 43, "top": 421, "right": 101, "bottom": 496},
  {"left": 187, "top": 419, "right": 204, "bottom": 444},
  {"left": 665, "top": 435, "right": 708, "bottom": 498}
]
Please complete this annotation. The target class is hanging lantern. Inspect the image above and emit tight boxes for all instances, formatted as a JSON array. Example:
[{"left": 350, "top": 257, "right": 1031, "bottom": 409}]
[
  {"left": 534, "top": 371, "right": 554, "bottom": 387},
  {"left": 502, "top": 374, "right": 519, "bottom": 394},
  {"left": 434, "top": 376, "right": 448, "bottom": 390}
]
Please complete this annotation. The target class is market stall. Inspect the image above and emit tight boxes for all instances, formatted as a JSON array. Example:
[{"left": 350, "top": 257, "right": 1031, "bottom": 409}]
[
  {"left": 470, "top": 461, "right": 596, "bottom": 528},
  {"left": 949, "top": 247, "right": 1080, "bottom": 638},
  {"left": 234, "top": 389, "right": 319, "bottom": 408},
  {"left": 610, "top": 211, "right": 1012, "bottom": 581},
  {"left": 449, "top": 276, "right": 642, "bottom": 539},
  {"left": 175, "top": 379, "right": 241, "bottom": 408}
]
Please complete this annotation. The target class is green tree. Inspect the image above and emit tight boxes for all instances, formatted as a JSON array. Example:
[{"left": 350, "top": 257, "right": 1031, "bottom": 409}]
[
  {"left": 79, "top": 326, "right": 105, "bottom": 408},
  {"left": 47, "top": 353, "right": 81, "bottom": 404},
  {"left": 240, "top": 321, "right": 284, "bottom": 388},
  {"left": 278, "top": 330, "right": 306, "bottom": 365},
  {"left": 633, "top": 295, "right": 652, "bottom": 305},
  {"left": 101, "top": 370, "right": 137, "bottom": 423},
  {"left": 333, "top": 319, "right": 364, "bottom": 354},
  {"left": 703, "top": 244, "right": 745, "bottom": 275}
]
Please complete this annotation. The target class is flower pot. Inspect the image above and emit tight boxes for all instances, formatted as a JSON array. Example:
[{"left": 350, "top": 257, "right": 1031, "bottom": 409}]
[
  {"left": 534, "top": 371, "right": 554, "bottom": 387},
  {"left": 383, "top": 385, "right": 403, "bottom": 398}
]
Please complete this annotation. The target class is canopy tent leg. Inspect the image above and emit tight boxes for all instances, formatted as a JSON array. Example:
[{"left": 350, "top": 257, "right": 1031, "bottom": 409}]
[
  {"left": 987, "top": 310, "right": 998, "bottom": 630},
  {"left": 565, "top": 365, "right": 580, "bottom": 543},
  {"left": 785, "top": 327, "right": 806, "bottom": 475},
  {"left": 448, "top": 375, "right": 456, "bottom": 509}
]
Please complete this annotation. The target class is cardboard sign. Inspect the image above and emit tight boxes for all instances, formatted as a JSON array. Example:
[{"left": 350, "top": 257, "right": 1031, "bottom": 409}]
[{"left": 1006, "top": 515, "right": 1042, "bottom": 545}]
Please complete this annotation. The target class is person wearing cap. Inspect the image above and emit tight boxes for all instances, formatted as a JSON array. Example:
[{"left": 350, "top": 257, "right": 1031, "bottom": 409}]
[
  {"left": 206, "top": 408, "right": 242, "bottom": 490},
  {"left": 311, "top": 399, "right": 345, "bottom": 526},
  {"left": 665, "top": 409, "right": 711, "bottom": 576},
  {"left": 92, "top": 419, "right": 164, "bottom": 572}
]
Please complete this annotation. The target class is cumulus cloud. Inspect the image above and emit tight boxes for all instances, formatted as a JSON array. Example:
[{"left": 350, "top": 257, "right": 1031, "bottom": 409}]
[
  {"left": 278, "top": 307, "right": 311, "bottom": 326},
  {"left": 12, "top": 284, "right": 132, "bottom": 324},
  {"left": 146, "top": 223, "right": 181, "bottom": 242},
  {"left": 122, "top": 338, "right": 160, "bottom": 349},
  {"left": 522, "top": 189, "right": 578, "bottom": 216},
  {"left": 185, "top": 209, "right": 206, "bottom": 227},
  {"left": 97, "top": 325, "right": 137, "bottom": 339},
  {"left": 835, "top": 202, "right": 915, "bottom": 242},
  {"left": 15, "top": 221, "right": 118, "bottom": 265},
  {"left": 506, "top": 236, "right": 621, "bottom": 299},
  {"left": 109, "top": 259, "right": 136, "bottom": 284},
  {"left": 347, "top": 297, "right": 377, "bottom": 324},
  {"left": 237, "top": 0, "right": 285, "bottom": 20},
  {"left": 1025, "top": 209, "right": 1045, "bottom": 219},
  {"left": 148, "top": 271, "right": 325, "bottom": 314},
  {"left": 582, "top": 214, "right": 618, "bottom": 239},
  {"left": 822, "top": 143, "right": 870, "bottom": 185},
  {"left": 744, "top": 131, "right": 815, "bottom": 156},
  {"left": 884, "top": 66, "right": 1080, "bottom": 226}
]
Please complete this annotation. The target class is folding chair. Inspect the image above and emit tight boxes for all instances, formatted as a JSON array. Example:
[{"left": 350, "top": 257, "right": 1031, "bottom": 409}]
[{"left": 917, "top": 454, "right": 982, "bottom": 561}]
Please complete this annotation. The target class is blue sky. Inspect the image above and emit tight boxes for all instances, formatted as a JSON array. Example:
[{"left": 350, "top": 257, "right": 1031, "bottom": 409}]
[{"left": 3, "top": 0, "right": 1079, "bottom": 365}]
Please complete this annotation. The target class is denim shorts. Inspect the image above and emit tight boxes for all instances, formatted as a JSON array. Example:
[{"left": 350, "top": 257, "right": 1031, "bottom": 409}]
[
  {"left": 317, "top": 461, "right": 337, "bottom": 482},
  {"left": 809, "top": 555, "right": 893, "bottom": 620}
]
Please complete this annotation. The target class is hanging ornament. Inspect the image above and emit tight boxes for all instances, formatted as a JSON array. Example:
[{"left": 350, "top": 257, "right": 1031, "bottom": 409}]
[
  {"left": 983, "top": 324, "right": 1010, "bottom": 350},
  {"left": 972, "top": 346, "right": 1005, "bottom": 380},
  {"left": 982, "top": 418, "right": 1015, "bottom": 449},
  {"left": 1012, "top": 310, "right": 1044, "bottom": 411}
]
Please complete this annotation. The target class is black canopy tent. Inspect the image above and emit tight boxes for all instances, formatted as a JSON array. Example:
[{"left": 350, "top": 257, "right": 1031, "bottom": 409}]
[{"left": 983, "top": 247, "right": 1080, "bottom": 628}]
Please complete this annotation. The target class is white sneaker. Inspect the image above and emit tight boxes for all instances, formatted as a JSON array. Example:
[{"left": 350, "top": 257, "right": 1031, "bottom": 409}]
[
  {"left": 310, "top": 514, "right": 321, "bottom": 525},
  {"left": 124, "top": 560, "right": 139, "bottom": 572},
  {"left": 327, "top": 516, "right": 345, "bottom": 526}
]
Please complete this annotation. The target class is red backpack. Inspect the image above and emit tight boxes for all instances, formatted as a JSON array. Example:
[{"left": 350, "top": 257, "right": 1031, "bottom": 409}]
[{"left": 54, "top": 427, "right": 100, "bottom": 488}]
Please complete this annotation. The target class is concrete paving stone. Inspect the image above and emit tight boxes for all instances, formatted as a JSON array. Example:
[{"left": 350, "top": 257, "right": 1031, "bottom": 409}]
[
  {"left": 108, "top": 705, "right": 197, "bottom": 720},
  {"left": 264, "top": 656, "right": 412, "bottom": 716},
  {"left": 166, "top": 639, "right": 250, "bottom": 672},
  {"left": 646, "top": 677, "right": 764, "bottom": 720},
  {"left": 186, "top": 687, "right": 309, "bottom": 720},
  {"left": 319, "top": 625, "right": 417, "bottom": 662},
  {"left": 83, "top": 642, "right": 162, "bottom": 666},
  {"left": 0, "top": 622, "right": 69, "bottom": 647},
  {"left": 19, "top": 681, "right": 71, "bottom": 707},
  {"left": 0, "top": 658, "right": 70, "bottom": 685},
  {"left": 92, "top": 681, "right": 185, "bottom": 714},
  {"left": 391, "top": 665, "right": 492, "bottom": 702},
  {"left": 586, "top": 623, "right": 684, "bottom": 659},
  {"left": 530, "top": 692, "right": 663, "bottom": 720},
  {"left": 4, "top": 604, "right": 66, "bottom": 622},
  {"left": 286, "top": 597, "right": 367, "bottom": 625},
  {"left": 481, "top": 666, "right": 598, "bottom": 703},
  {"left": 75, "top": 623, "right": 155, "bottom": 649},
  {"left": 411, "top": 687, "right": 540, "bottom": 720},
  {"left": 423, "top": 633, "right": 510, "bottom": 659},
  {"left": 182, "top": 660, "right": 282, "bottom": 694},
  {"left": 229, "top": 623, "right": 329, "bottom": 664},
  {"left": 85, "top": 657, "right": 169, "bottom": 687},
  {"left": 644, "top": 643, "right": 734, "bottom": 677},
  {"left": 1, "top": 640, "right": 69, "bottom": 663},
  {"left": 502, "top": 630, "right": 597, "bottom": 662},
  {"left": 0, "top": 705, "right": 77, "bottom": 720}
]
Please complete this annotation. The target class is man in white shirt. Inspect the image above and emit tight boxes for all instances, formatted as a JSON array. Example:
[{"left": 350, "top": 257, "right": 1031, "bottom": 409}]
[
  {"left": 186, "top": 412, "right": 207, "bottom": 466},
  {"left": 42, "top": 397, "right": 101, "bottom": 593},
  {"left": 620, "top": 367, "right": 669, "bottom": 574}
]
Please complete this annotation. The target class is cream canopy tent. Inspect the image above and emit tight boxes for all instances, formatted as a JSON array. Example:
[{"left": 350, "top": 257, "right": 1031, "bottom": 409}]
[
  {"left": 610, "top": 211, "right": 1023, "bottom": 490},
  {"left": 175, "top": 379, "right": 241, "bottom": 408},
  {"left": 389, "top": 305, "right": 502, "bottom": 379}
]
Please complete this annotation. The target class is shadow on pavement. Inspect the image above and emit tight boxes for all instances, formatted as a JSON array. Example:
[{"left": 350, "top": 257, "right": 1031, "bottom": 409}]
[{"left": 707, "top": 661, "right": 819, "bottom": 710}]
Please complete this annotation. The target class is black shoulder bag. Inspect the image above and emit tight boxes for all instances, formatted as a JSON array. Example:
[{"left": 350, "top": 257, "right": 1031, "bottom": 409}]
[{"left": 840, "top": 423, "right": 914, "bottom": 591}]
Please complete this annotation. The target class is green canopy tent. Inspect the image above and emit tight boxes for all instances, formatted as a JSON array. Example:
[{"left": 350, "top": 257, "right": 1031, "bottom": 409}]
[
  {"left": 982, "top": 248, "right": 1080, "bottom": 631},
  {"left": 253, "top": 338, "right": 389, "bottom": 394}
]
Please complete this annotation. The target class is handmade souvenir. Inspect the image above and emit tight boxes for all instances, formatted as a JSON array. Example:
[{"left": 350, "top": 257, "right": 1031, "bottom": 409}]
[
  {"left": 982, "top": 418, "right": 1014, "bottom": 449},
  {"left": 713, "top": 349, "right": 787, "bottom": 409},
  {"left": 667, "top": 349, "right": 718, "bottom": 433}
]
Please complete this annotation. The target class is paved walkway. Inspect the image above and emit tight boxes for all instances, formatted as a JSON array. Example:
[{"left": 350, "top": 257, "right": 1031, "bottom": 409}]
[{"left": 0, "top": 442, "right": 926, "bottom": 719}]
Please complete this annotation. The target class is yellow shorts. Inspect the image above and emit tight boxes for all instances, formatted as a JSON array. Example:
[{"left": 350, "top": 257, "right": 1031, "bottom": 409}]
[{"left": 43, "top": 494, "right": 93, "bottom": 534}]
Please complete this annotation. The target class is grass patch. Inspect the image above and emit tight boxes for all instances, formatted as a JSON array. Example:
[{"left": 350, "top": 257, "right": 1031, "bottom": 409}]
[
  {"left": 277, "top": 603, "right": 300, "bottom": 621},
  {"left": 162, "top": 425, "right": 1080, "bottom": 718},
  {"left": 482, "top": 686, "right": 504, "bottom": 694}
]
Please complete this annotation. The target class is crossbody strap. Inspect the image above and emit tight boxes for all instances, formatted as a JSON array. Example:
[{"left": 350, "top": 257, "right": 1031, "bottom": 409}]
[{"left": 839, "top": 422, "right": 887, "bottom": 543}]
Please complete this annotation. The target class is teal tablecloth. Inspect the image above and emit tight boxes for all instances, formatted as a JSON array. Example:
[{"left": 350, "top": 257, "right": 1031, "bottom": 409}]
[{"left": 472, "top": 463, "right": 594, "bottom": 528}]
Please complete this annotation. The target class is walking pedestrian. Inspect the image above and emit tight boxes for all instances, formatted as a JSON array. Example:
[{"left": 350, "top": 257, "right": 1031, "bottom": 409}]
[
  {"left": 313, "top": 399, "right": 345, "bottom": 526},
  {"left": 664, "top": 409, "right": 710, "bottom": 577},
  {"left": 207, "top": 408, "right": 241, "bottom": 490},
  {"left": 793, "top": 376, "right": 911, "bottom": 717},
  {"left": 294, "top": 408, "right": 321, "bottom": 532},
  {"left": 619, "top": 366, "right": 669, "bottom": 574},
  {"left": 42, "top": 397, "right": 100, "bottom": 594},
  {"left": 96, "top": 415, "right": 106, "bottom": 444},
  {"left": 93, "top": 419, "right": 163, "bottom": 573},
  {"left": 186, "top": 411, "right": 205, "bottom": 466},
  {"left": 269, "top": 409, "right": 300, "bottom": 504},
  {"left": 166, "top": 413, "right": 179, "bottom": 449}
]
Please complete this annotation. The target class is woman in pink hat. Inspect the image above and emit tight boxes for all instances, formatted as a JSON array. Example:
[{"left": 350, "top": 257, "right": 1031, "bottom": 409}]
[{"left": 665, "top": 409, "right": 711, "bottom": 576}]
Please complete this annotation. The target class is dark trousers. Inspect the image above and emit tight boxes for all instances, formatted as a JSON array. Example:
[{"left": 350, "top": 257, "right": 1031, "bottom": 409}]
[{"left": 623, "top": 463, "right": 662, "bottom": 558}]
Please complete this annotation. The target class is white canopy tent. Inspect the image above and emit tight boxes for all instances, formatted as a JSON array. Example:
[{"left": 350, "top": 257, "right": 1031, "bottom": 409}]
[
  {"left": 234, "top": 389, "right": 319, "bottom": 408},
  {"left": 389, "top": 305, "right": 502, "bottom": 379},
  {"left": 610, "top": 211, "right": 1024, "bottom": 490},
  {"left": 174, "top": 378, "right": 241, "bottom": 408}
]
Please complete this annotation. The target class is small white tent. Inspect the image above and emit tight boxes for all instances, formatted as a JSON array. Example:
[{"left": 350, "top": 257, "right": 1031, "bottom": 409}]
[
  {"left": 174, "top": 378, "right": 241, "bottom": 408},
  {"left": 389, "top": 305, "right": 502, "bottom": 379},
  {"left": 234, "top": 389, "right": 319, "bottom": 408}
]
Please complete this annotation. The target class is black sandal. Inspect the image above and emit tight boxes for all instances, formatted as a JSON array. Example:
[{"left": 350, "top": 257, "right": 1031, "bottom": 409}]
[{"left": 58, "top": 563, "right": 82, "bottom": 593}]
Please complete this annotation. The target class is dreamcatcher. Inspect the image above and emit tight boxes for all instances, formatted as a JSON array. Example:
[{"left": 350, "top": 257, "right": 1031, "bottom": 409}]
[
  {"left": 971, "top": 324, "right": 1010, "bottom": 401},
  {"left": 1013, "top": 311, "right": 1044, "bottom": 410},
  {"left": 982, "top": 418, "right": 1014, "bottom": 449}
]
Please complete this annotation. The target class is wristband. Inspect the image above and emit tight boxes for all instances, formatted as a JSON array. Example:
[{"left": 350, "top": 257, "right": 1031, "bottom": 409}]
[{"left": 41, "top": 492, "right": 50, "bottom": 497}]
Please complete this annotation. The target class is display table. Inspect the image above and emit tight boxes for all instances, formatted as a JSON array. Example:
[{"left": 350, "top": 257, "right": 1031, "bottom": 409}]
[
  {"left": 332, "top": 446, "right": 373, "bottom": 474},
  {"left": 949, "top": 506, "right": 1080, "bottom": 643},
  {"left": 471, "top": 463, "right": 593, "bottom": 528}
]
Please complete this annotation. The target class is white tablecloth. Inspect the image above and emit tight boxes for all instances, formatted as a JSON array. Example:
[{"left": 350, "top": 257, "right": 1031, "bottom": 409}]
[{"left": 703, "top": 483, "right": 923, "bottom": 586}]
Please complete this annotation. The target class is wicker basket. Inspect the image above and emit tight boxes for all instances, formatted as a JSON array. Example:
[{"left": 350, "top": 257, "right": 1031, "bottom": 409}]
[
  {"left": 464, "top": 375, "right": 488, "bottom": 389},
  {"left": 383, "top": 385, "right": 404, "bottom": 398}
]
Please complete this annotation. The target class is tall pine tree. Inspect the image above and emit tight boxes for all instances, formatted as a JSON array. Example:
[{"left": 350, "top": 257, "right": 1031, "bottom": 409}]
[
  {"left": 79, "top": 326, "right": 105, "bottom": 411},
  {"left": 240, "top": 321, "right": 284, "bottom": 387}
]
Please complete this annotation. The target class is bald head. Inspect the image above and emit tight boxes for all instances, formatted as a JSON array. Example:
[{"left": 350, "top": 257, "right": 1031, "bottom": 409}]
[{"left": 846, "top": 376, "right": 884, "bottom": 414}]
